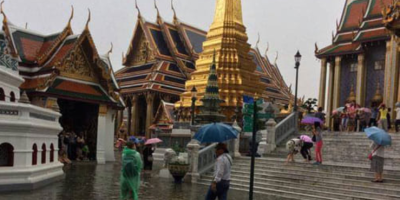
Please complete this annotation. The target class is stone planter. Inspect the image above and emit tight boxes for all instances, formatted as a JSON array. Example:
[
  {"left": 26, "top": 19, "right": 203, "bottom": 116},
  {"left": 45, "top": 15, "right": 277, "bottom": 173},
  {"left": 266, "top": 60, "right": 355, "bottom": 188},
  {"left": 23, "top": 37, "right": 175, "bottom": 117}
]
[{"left": 168, "top": 163, "right": 189, "bottom": 183}]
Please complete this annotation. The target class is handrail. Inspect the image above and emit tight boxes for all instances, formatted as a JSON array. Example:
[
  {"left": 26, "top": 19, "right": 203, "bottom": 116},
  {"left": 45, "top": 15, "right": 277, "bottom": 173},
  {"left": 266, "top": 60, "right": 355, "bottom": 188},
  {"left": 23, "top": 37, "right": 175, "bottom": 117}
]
[
  {"left": 197, "top": 143, "right": 217, "bottom": 175},
  {"left": 275, "top": 112, "right": 296, "bottom": 145}
]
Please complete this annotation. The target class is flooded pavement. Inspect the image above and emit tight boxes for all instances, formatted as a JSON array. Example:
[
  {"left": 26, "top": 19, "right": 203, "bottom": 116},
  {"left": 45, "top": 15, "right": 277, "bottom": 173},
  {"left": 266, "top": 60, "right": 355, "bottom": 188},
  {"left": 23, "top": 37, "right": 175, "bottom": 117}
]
[{"left": 0, "top": 152, "right": 254, "bottom": 200}]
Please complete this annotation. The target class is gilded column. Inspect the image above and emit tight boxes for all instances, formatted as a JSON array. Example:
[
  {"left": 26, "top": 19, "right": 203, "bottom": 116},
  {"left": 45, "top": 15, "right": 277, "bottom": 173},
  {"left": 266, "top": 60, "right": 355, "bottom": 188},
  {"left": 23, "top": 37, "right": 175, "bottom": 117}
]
[
  {"left": 326, "top": 61, "right": 335, "bottom": 128},
  {"left": 356, "top": 54, "right": 366, "bottom": 106},
  {"left": 145, "top": 93, "right": 155, "bottom": 138},
  {"left": 318, "top": 58, "right": 327, "bottom": 108},
  {"left": 333, "top": 56, "right": 342, "bottom": 109},
  {"left": 384, "top": 37, "right": 399, "bottom": 112},
  {"left": 131, "top": 95, "right": 138, "bottom": 135}
]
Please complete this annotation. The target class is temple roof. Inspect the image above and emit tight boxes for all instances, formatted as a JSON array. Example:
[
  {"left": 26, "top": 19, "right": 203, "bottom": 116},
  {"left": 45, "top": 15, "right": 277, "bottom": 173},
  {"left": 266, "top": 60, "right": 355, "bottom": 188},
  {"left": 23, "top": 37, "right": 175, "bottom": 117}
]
[
  {"left": 316, "top": 0, "right": 391, "bottom": 58},
  {"left": 116, "top": 9, "right": 291, "bottom": 104},
  {"left": 0, "top": 9, "right": 124, "bottom": 108}
]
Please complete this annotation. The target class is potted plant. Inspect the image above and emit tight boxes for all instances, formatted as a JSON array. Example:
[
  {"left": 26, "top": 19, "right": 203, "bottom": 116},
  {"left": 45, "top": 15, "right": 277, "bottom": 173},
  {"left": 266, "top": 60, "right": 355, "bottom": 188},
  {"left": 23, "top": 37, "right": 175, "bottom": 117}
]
[{"left": 167, "top": 144, "right": 189, "bottom": 183}]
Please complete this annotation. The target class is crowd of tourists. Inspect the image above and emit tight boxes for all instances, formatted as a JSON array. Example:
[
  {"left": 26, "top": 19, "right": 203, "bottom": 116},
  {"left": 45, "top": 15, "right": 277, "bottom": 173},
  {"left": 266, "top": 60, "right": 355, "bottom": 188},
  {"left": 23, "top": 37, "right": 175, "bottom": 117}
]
[
  {"left": 58, "top": 129, "right": 90, "bottom": 164},
  {"left": 331, "top": 100, "right": 400, "bottom": 133}
]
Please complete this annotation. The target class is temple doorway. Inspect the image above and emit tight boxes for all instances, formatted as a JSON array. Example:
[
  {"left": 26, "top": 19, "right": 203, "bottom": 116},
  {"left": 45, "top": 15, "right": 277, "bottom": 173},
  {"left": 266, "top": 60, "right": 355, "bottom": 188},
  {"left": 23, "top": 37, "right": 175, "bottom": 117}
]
[
  {"left": 58, "top": 99, "right": 99, "bottom": 160},
  {"left": 137, "top": 96, "right": 147, "bottom": 136}
]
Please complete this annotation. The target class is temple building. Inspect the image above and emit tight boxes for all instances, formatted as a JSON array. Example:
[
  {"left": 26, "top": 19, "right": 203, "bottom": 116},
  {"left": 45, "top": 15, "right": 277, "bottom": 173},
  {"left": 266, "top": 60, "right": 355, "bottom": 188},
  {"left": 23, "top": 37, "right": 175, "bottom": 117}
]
[
  {"left": 116, "top": 1, "right": 292, "bottom": 137},
  {"left": 0, "top": 6, "right": 124, "bottom": 164},
  {"left": 315, "top": 0, "right": 398, "bottom": 126}
]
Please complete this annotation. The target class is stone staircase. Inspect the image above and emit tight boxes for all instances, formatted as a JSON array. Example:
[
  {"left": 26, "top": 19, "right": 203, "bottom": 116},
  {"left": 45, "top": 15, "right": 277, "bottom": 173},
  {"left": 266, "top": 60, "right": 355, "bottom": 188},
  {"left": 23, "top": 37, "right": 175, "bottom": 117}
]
[{"left": 198, "top": 132, "right": 400, "bottom": 199}]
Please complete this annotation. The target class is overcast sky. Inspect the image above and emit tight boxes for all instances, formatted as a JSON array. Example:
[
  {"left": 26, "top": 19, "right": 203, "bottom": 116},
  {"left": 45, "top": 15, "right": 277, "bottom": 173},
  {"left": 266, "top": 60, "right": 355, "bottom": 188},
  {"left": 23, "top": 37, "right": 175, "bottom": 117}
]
[{"left": 2, "top": 0, "right": 344, "bottom": 99}]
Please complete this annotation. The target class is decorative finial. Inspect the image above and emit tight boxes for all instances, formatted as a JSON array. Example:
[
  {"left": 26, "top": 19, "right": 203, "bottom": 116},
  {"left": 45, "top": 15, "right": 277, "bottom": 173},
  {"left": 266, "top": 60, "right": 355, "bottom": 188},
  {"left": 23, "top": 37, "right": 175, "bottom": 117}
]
[
  {"left": 85, "top": 9, "right": 91, "bottom": 30},
  {"left": 154, "top": 0, "right": 160, "bottom": 19},
  {"left": 1, "top": 1, "right": 7, "bottom": 24},
  {"left": 255, "top": 32, "right": 260, "bottom": 49},
  {"left": 135, "top": 0, "right": 141, "bottom": 17},
  {"left": 315, "top": 42, "right": 319, "bottom": 54},
  {"left": 274, "top": 51, "right": 279, "bottom": 65},
  {"left": 171, "top": 0, "right": 177, "bottom": 21},
  {"left": 68, "top": 5, "right": 74, "bottom": 28},
  {"left": 19, "top": 91, "right": 31, "bottom": 104},
  {"left": 264, "top": 42, "right": 269, "bottom": 57},
  {"left": 332, "top": 31, "right": 335, "bottom": 42},
  {"left": 25, "top": 22, "right": 28, "bottom": 29},
  {"left": 107, "top": 43, "right": 113, "bottom": 56},
  {"left": 122, "top": 51, "right": 126, "bottom": 62},
  {"left": 381, "top": 0, "right": 387, "bottom": 17}
]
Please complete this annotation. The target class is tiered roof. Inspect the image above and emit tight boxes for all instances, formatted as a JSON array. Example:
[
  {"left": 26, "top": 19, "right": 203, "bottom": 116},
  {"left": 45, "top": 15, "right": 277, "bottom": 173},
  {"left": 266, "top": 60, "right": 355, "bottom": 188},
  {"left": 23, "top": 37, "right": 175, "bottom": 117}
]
[
  {"left": 0, "top": 7, "right": 124, "bottom": 108},
  {"left": 316, "top": 0, "right": 392, "bottom": 58},
  {"left": 116, "top": 5, "right": 291, "bottom": 104}
]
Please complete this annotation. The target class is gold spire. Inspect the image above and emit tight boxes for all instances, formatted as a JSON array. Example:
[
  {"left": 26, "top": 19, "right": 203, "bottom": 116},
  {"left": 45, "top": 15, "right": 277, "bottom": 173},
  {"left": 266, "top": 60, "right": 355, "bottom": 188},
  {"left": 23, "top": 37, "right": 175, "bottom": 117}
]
[
  {"left": 347, "top": 84, "right": 356, "bottom": 103},
  {"left": 85, "top": 9, "right": 91, "bottom": 31},
  {"left": 177, "top": 0, "right": 264, "bottom": 119},
  {"left": 372, "top": 82, "right": 383, "bottom": 103}
]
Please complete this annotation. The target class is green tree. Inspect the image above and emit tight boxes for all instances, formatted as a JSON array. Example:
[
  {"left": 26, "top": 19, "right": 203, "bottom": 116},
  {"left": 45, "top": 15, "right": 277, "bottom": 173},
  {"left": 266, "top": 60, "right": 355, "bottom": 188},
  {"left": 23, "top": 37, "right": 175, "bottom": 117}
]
[{"left": 301, "top": 98, "right": 318, "bottom": 114}]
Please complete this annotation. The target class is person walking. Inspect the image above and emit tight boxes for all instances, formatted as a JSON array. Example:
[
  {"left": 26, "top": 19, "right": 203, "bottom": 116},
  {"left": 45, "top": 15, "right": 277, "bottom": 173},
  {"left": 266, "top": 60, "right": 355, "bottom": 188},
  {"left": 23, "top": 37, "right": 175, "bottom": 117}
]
[
  {"left": 313, "top": 122, "right": 323, "bottom": 165},
  {"left": 120, "top": 142, "right": 143, "bottom": 200},
  {"left": 378, "top": 104, "right": 389, "bottom": 131},
  {"left": 370, "top": 142, "right": 385, "bottom": 183},
  {"left": 143, "top": 144, "right": 155, "bottom": 171},
  {"left": 395, "top": 106, "right": 400, "bottom": 132},
  {"left": 340, "top": 107, "right": 349, "bottom": 132},
  {"left": 206, "top": 143, "right": 232, "bottom": 200},
  {"left": 299, "top": 135, "right": 313, "bottom": 162},
  {"left": 369, "top": 103, "right": 379, "bottom": 127},
  {"left": 359, "top": 110, "right": 368, "bottom": 132}
]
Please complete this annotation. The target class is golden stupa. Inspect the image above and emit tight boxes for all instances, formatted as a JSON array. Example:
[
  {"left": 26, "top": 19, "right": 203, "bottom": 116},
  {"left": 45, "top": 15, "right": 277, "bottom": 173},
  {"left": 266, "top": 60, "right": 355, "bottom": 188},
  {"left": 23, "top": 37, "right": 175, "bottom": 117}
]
[{"left": 177, "top": 0, "right": 266, "bottom": 119}]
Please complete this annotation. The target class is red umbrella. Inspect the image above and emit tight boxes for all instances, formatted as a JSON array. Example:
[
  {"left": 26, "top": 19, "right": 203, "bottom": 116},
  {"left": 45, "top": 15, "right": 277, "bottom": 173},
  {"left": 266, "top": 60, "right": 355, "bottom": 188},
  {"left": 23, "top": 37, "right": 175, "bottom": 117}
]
[{"left": 145, "top": 138, "right": 163, "bottom": 145}]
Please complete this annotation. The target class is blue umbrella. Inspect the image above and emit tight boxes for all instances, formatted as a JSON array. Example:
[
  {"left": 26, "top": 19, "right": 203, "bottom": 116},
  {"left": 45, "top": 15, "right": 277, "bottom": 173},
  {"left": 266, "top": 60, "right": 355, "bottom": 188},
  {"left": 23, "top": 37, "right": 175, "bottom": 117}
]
[
  {"left": 364, "top": 127, "right": 392, "bottom": 146},
  {"left": 194, "top": 123, "right": 238, "bottom": 143}
]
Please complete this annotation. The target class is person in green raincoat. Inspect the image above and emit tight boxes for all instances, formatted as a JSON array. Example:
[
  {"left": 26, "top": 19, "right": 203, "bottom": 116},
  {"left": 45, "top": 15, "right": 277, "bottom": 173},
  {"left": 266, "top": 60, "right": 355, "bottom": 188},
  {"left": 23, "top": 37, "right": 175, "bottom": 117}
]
[{"left": 120, "top": 142, "right": 143, "bottom": 200}]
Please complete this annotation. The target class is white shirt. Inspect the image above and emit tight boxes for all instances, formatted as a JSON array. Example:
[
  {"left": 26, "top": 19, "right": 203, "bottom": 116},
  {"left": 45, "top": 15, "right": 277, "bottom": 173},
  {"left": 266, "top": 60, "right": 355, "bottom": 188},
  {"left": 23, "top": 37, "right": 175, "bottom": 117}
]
[
  {"left": 213, "top": 153, "right": 232, "bottom": 182},
  {"left": 370, "top": 142, "right": 385, "bottom": 158},
  {"left": 396, "top": 108, "right": 400, "bottom": 120}
]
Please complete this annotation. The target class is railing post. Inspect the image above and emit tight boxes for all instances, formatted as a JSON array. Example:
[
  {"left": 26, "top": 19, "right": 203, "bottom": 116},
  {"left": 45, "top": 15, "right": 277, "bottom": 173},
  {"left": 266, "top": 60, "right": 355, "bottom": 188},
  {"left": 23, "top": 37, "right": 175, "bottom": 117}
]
[
  {"left": 264, "top": 118, "right": 277, "bottom": 154},
  {"left": 232, "top": 121, "right": 242, "bottom": 158},
  {"left": 186, "top": 142, "right": 200, "bottom": 183}
]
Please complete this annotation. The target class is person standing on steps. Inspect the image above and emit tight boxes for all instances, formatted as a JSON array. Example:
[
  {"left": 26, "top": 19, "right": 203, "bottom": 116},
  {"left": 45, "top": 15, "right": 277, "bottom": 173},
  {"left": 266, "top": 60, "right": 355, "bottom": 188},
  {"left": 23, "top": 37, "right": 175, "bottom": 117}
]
[
  {"left": 370, "top": 103, "right": 379, "bottom": 127},
  {"left": 313, "top": 122, "right": 323, "bottom": 165},
  {"left": 143, "top": 144, "right": 155, "bottom": 171},
  {"left": 378, "top": 104, "right": 389, "bottom": 131},
  {"left": 370, "top": 142, "right": 385, "bottom": 183},
  {"left": 387, "top": 108, "right": 392, "bottom": 132},
  {"left": 299, "top": 135, "right": 313, "bottom": 162},
  {"left": 206, "top": 143, "right": 232, "bottom": 200},
  {"left": 395, "top": 106, "right": 400, "bottom": 132}
]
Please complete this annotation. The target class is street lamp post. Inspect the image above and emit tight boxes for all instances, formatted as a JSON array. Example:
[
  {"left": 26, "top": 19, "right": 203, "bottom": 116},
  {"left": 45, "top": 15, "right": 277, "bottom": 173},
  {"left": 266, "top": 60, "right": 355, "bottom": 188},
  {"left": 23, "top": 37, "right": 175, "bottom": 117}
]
[
  {"left": 191, "top": 86, "right": 197, "bottom": 125},
  {"left": 294, "top": 51, "right": 302, "bottom": 112},
  {"left": 294, "top": 51, "right": 302, "bottom": 135}
]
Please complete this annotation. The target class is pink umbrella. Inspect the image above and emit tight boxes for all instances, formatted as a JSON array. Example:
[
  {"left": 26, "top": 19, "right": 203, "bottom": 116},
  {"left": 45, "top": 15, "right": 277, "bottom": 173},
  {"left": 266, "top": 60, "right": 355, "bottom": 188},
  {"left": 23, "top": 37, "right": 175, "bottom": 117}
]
[
  {"left": 145, "top": 138, "right": 163, "bottom": 145},
  {"left": 300, "top": 135, "right": 313, "bottom": 143}
]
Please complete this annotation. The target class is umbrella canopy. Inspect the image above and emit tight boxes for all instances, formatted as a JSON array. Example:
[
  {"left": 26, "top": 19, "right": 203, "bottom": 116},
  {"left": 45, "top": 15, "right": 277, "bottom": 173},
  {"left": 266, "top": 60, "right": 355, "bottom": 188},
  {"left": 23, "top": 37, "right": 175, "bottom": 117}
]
[
  {"left": 334, "top": 107, "right": 345, "bottom": 113},
  {"left": 300, "top": 135, "right": 312, "bottom": 143},
  {"left": 301, "top": 116, "right": 323, "bottom": 125},
  {"left": 364, "top": 127, "right": 392, "bottom": 146},
  {"left": 194, "top": 123, "right": 238, "bottom": 143},
  {"left": 145, "top": 138, "right": 163, "bottom": 145}
]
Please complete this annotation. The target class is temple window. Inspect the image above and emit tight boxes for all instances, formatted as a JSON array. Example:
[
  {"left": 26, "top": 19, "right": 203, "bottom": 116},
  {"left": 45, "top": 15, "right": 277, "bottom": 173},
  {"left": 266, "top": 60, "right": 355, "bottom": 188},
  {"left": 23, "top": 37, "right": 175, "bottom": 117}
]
[
  {"left": 374, "top": 60, "right": 385, "bottom": 70},
  {"left": 41, "top": 144, "right": 46, "bottom": 164},
  {"left": 0, "top": 143, "right": 14, "bottom": 167},
  {"left": 350, "top": 63, "right": 357, "bottom": 72},
  {"left": 10, "top": 92, "right": 15, "bottom": 102},
  {"left": 50, "top": 144, "right": 54, "bottom": 163},
  {"left": 0, "top": 88, "right": 4, "bottom": 101},
  {"left": 32, "top": 144, "right": 38, "bottom": 165}
]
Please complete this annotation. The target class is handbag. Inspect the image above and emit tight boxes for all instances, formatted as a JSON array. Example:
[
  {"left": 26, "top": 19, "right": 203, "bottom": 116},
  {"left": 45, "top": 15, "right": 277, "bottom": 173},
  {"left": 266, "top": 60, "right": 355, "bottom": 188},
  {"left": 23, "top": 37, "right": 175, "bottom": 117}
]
[
  {"left": 368, "top": 145, "right": 381, "bottom": 160},
  {"left": 312, "top": 135, "right": 316, "bottom": 142}
]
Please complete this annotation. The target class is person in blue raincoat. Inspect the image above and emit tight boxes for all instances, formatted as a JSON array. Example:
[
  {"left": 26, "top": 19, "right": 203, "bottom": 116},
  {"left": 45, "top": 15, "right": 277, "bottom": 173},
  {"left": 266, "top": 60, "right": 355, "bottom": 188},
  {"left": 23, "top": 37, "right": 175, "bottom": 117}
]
[{"left": 120, "top": 142, "right": 142, "bottom": 200}]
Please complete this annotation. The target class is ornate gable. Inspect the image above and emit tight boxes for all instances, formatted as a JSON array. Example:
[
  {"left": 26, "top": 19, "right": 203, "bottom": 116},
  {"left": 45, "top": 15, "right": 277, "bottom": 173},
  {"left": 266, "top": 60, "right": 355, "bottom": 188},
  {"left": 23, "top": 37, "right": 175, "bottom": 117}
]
[
  {"left": 58, "top": 45, "right": 98, "bottom": 83},
  {"left": 125, "top": 23, "right": 155, "bottom": 66}
]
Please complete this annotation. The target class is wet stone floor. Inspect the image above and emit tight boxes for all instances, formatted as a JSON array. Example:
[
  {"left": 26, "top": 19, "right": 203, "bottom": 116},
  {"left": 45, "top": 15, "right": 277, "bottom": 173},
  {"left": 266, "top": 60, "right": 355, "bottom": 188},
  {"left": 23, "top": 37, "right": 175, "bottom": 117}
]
[{"left": 0, "top": 152, "right": 254, "bottom": 200}]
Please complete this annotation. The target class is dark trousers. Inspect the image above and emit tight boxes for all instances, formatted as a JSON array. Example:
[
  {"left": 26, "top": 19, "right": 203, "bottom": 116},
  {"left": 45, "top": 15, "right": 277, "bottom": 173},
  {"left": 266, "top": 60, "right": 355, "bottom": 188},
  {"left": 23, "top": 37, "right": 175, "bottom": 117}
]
[
  {"left": 359, "top": 121, "right": 367, "bottom": 132},
  {"left": 301, "top": 142, "right": 313, "bottom": 160},
  {"left": 205, "top": 180, "right": 230, "bottom": 200},
  {"left": 395, "top": 120, "right": 400, "bottom": 132},
  {"left": 369, "top": 118, "right": 378, "bottom": 127}
]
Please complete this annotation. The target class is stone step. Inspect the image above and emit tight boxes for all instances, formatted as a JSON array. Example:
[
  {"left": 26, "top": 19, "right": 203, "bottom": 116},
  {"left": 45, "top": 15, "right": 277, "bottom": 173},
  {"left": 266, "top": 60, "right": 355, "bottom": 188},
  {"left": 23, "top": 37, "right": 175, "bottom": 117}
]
[
  {"left": 197, "top": 180, "right": 334, "bottom": 200},
  {"left": 201, "top": 174, "right": 400, "bottom": 200}
]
